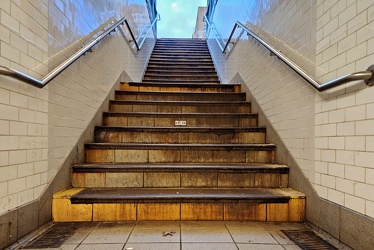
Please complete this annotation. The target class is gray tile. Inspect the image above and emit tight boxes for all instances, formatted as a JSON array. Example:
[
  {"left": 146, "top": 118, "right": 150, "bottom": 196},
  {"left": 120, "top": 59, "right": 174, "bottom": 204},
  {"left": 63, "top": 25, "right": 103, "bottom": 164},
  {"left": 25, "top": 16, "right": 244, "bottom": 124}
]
[
  {"left": 124, "top": 243, "right": 180, "bottom": 250},
  {"left": 230, "top": 230, "right": 278, "bottom": 244},
  {"left": 268, "top": 230, "right": 296, "bottom": 245},
  {"left": 282, "top": 245, "right": 302, "bottom": 250},
  {"left": 182, "top": 229, "right": 233, "bottom": 243},
  {"left": 61, "top": 244, "right": 79, "bottom": 250},
  {"left": 181, "top": 221, "right": 226, "bottom": 230},
  {"left": 261, "top": 222, "right": 307, "bottom": 231},
  {"left": 0, "top": 210, "right": 17, "bottom": 249},
  {"left": 182, "top": 243, "right": 237, "bottom": 250},
  {"left": 237, "top": 244, "right": 285, "bottom": 250},
  {"left": 128, "top": 229, "right": 180, "bottom": 243},
  {"left": 17, "top": 202, "right": 39, "bottom": 239},
  {"left": 76, "top": 243, "right": 124, "bottom": 250},
  {"left": 225, "top": 221, "right": 265, "bottom": 230},
  {"left": 135, "top": 221, "right": 180, "bottom": 230},
  {"left": 64, "top": 224, "right": 97, "bottom": 244},
  {"left": 82, "top": 222, "right": 133, "bottom": 244}
]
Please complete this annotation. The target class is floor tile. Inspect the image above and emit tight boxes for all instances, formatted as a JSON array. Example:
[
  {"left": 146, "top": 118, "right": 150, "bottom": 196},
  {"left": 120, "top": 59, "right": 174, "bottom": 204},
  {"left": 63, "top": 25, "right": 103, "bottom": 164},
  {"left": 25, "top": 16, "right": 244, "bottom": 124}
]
[
  {"left": 181, "top": 221, "right": 226, "bottom": 230},
  {"left": 230, "top": 230, "right": 278, "bottom": 244},
  {"left": 75, "top": 243, "right": 125, "bottom": 250},
  {"left": 64, "top": 224, "right": 97, "bottom": 244},
  {"left": 124, "top": 243, "right": 180, "bottom": 250},
  {"left": 128, "top": 228, "right": 180, "bottom": 243},
  {"left": 135, "top": 220, "right": 180, "bottom": 230},
  {"left": 61, "top": 245, "right": 79, "bottom": 250},
  {"left": 225, "top": 221, "right": 265, "bottom": 230},
  {"left": 82, "top": 222, "right": 133, "bottom": 244},
  {"left": 237, "top": 244, "right": 285, "bottom": 250},
  {"left": 182, "top": 229, "right": 233, "bottom": 243},
  {"left": 182, "top": 242, "right": 237, "bottom": 250},
  {"left": 268, "top": 230, "right": 297, "bottom": 245},
  {"left": 282, "top": 245, "right": 302, "bottom": 250}
]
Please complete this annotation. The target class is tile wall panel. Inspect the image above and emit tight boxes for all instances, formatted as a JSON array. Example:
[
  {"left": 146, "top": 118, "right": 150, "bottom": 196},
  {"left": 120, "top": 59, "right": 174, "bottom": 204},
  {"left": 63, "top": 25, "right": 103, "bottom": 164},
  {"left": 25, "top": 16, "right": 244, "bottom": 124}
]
[
  {"left": 208, "top": 0, "right": 374, "bottom": 218},
  {"left": 0, "top": 0, "right": 154, "bottom": 215}
]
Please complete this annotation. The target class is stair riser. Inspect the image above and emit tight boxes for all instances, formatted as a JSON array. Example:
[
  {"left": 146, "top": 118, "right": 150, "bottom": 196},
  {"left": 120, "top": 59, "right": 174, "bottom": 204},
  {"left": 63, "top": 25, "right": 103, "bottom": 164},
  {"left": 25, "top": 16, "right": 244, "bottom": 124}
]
[
  {"left": 109, "top": 103, "right": 251, "bottom": 114},
  {"left": 151, "top": 55, "right": 212, "bottom": 58},
  {"left": 146, "top": 66, "right": 216, "bottom": 70},
  {"left": 148, "top": 60, "right": 214, "bottom": 65},
  {"left": 143, "top": 76, "right": 219, "bottom": 81},
  {"left": 52, "top": 199, "right": 305, "bottom": 222},
  {"left": 72, "top": 172, "right": 288, "bottom": 188},
  {"left": 145, "top": 71, "right": 217, "bottom": 76},
  {"left": 120, "top": 83, "right": 241, "bottom": 93},
  {"left": 85, "top": 148, "right": 275, "bottom": 164},
  {"left": 115, "top": 93, "right": 246, "bottom": 102},
  {"left": 151, "top": 52, "right": 211, "bottom": 56},
  {"left": 94, "top": 130, "right": 265, "bottom": 144},
  {"left": 103, "top": 115, "right": 257, "bottom": 127},
  {"left": 142, "top": 80, "right": 221, "bottom": 84},
  {"left": 153, "top": 46, "right": 208, "bottom": 49}
]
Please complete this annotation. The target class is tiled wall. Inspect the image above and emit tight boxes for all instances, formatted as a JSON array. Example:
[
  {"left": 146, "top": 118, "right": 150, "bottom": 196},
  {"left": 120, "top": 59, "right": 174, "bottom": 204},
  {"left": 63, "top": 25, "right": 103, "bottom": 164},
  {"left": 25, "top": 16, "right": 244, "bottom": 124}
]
[
  {"left": 314, "top": 0, "right": 374, "bottom": 217},
  {"left": 0, "top": 0, "right": 154, "bottom": 216},
  {"left": 208, "top": 0, "right": 374, "bottom": 219}
]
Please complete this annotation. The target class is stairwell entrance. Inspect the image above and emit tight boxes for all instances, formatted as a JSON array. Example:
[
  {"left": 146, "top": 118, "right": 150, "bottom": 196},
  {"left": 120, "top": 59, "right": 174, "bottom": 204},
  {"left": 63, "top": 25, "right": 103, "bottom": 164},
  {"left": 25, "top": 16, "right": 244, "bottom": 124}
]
[{"left": 52, "top": 38, "right": 305, "bottom": 222}]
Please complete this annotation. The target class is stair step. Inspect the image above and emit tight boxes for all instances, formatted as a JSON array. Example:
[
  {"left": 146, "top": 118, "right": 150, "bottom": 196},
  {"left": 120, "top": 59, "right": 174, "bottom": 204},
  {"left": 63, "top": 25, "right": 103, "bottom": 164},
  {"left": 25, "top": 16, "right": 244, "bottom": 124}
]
[
  {"left": 145, "top": 69, "right": 217, "bottom": 74},
  {"left": 141, "top": 80, "right": 221, "bottom": 84},
  {"left": 151, "top": 53, "right": 211, "bottom": 57},
  {"left": 72, "top": 163, "right": 288, "bottom": 173},
  {"left": 94, "top": 126, "right": 265, "bottom": 144},
  {"left": 149, "top": 59, "right": 214, "bottom": 64},
  {"left": 72, "top": 163, "right": 288, "bottom": 188},
  {"left": 120, "top": 82, "right": 240, "bottom": 92},
  {"left": 103, "top": 112, "right": 258, "bottom": 127},
  {"left": 115, "top": 91, "right": 246, "bottom": 101},
  {"left": 52, "top": 187, "right": 305, "bottom": 222},
  {"left": 143, "top": 74, "right": 219, "bottom": 81},
  {"left": 146, "top": 65, "right": 216, "bottom": 70},
  {"left": 148, "top": 60, "right": 214, "bottom": 65},
  {"left": 143, "top": 75, "right": 219, "bottom": 81},
  {"left": 144, "top": 72, "right": 218, "bottom": 77},
  {"left": 109, "top": 100, "right": 251, "bottom": 113},
  {"left": 151, "top": 51, "right": 211, "bottom": 55},
  {"left": 72, "top": 187, "right": 300, "bottom": 203},
  {"left": 84, "top": 143, "right": 276, "bottom": 164}
]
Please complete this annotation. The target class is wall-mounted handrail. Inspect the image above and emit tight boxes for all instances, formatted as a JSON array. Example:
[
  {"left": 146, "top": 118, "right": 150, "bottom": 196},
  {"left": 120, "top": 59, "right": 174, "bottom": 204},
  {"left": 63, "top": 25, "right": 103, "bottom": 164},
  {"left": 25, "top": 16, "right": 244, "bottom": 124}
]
[
  {"left": 0, "top": 15, "right": 159, "bottom": 88},
  {"left": 137, "top": 14, "right": 160, "bottom": 49},
  {"left": 204, "top": 15, "right": 224, "bottom": 52},
  {"left": 204, "top": 17, "right": 374, "bottom": 91}
]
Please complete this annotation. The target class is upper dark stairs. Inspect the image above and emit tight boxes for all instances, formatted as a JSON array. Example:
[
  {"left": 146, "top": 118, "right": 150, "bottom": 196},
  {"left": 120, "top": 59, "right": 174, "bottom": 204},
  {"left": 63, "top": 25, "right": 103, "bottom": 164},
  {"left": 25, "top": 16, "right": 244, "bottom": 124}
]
[{"left": 52, "top": 38, "right": 305, "bottom": 222}]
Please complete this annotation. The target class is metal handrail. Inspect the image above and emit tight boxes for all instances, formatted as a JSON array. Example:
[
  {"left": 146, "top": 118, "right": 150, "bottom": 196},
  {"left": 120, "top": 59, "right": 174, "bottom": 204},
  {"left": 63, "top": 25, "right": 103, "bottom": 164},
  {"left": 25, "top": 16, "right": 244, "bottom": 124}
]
[
  {"left": 137, "top": 14, "right": 160, "bottom": 49},
  {"left": 0, "top": 15, "right": 159, "bottom": 88},
  {"left": 204, "top": 17, "right": 374, "bottom": 91}
]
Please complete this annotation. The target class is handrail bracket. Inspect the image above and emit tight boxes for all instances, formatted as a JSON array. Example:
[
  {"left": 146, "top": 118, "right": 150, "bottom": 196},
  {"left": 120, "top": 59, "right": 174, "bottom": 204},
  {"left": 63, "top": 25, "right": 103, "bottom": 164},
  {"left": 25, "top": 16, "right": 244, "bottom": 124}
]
[{"left": 365, "top": 65, "right": 374, "bottom": 86}]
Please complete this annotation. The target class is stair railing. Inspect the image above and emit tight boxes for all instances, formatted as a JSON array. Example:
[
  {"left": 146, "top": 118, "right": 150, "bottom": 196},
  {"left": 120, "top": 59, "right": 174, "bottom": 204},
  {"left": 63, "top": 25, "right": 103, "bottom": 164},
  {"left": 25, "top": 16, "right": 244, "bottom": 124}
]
[
  {"left": 204, "top": 16, "right": 374, "bottom": 92},
  {"left": 0, "top": 14, "right": 159, "bottom": 88}
]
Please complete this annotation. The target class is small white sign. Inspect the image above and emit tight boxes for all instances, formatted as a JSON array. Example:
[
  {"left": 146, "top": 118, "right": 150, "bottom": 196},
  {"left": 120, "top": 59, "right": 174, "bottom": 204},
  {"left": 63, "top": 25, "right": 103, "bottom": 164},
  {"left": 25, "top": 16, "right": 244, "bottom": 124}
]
[{"left": 175, "top": 120, "right": 187, "bottom": 126}]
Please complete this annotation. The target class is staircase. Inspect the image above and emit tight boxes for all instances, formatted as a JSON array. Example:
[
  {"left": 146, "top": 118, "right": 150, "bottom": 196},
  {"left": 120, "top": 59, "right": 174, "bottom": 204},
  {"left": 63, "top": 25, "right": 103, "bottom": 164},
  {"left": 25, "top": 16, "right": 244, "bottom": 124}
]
[{"left": 52, "top": 38, "right": 305, "bottom": 222}]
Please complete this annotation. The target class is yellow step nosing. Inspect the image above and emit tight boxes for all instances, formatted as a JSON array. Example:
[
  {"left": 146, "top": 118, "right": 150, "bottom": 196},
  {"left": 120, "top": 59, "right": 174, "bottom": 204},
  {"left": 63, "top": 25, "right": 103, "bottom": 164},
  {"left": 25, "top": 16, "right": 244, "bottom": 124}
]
[{"left": 53, "top": 188, "right": 85, "bottom": 199}]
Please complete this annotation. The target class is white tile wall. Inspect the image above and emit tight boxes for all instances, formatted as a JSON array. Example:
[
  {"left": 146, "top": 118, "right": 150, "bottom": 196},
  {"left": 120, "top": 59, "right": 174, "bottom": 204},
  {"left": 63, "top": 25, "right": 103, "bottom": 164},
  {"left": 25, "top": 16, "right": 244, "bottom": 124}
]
[
  {"left": 0, "top": 0, "right": 154, "bottom": 215},
  {"left": 208, "top": 0, "right": 374, "bottom": 218}
]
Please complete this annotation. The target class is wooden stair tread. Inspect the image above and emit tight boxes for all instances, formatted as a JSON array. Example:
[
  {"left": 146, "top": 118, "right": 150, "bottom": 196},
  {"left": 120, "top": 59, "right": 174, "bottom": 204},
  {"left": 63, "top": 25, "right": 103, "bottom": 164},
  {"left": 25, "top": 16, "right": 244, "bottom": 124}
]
[
  {"left": 126, "top": 82, "right": 236, "bottom": 87},
  {"left": 103, "top": 111, "right": 257, "bottom": 117},
  {"left": 70, "top": 188, "right": 304, "bottom": 204},
  {"left": 72, "top": 163, "right": 288, "bottom": 173},
  {"left": 84, "top": 143, "right": 276, "bottom": 150},
  {"left": 94, "top": 126, "right": 265, "bottom": 132},
  {"left": 110, "top": 100, "right": 250, "bottom": 105}
]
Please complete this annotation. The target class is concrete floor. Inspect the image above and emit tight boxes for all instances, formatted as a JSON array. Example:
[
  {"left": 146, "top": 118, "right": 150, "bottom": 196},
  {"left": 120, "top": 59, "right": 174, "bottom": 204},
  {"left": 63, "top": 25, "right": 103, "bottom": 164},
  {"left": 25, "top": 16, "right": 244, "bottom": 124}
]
[{"left": 9, "top": 221, "right": 351, "bottom": 250}]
